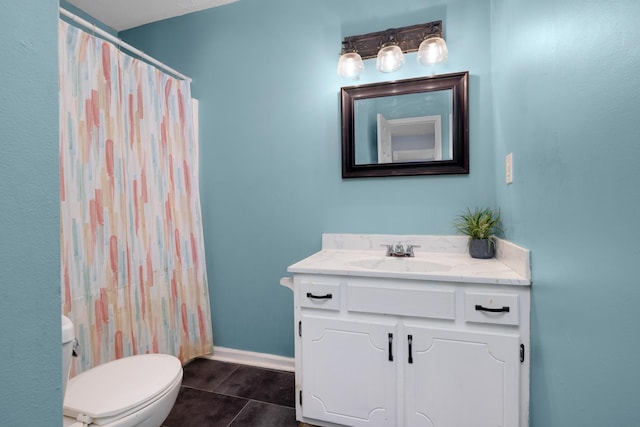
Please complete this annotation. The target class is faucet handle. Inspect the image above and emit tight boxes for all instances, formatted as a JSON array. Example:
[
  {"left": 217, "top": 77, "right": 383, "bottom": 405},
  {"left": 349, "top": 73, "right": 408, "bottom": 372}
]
[
  {"left": 406, "top": 244, "right": 421, "bottom": 256},
  {"left": 381, "top": 244, "right": 394, "bottom": 256}
]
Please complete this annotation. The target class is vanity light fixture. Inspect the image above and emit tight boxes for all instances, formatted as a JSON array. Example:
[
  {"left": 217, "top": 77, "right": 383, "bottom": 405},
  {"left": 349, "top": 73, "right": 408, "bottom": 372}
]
[
  {"left": 375, "top": 30, "right": 405, "bottom": 73},
  {"left": 417, "top": 35, "right": 449, "bottom": 65},
  {"left": 376, "top": 44, "right": 404, "bottom": 72},
  {"left": 336, "top": 41, "right": 364, "bottom": 80},
  {"left": 337, "top": 20, "right": 447, "bottom": 79}
]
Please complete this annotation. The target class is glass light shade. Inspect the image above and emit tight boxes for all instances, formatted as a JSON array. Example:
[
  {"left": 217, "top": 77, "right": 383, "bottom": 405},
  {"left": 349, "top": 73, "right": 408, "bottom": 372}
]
[
  {"left": 417, "top": 36, "right": 448, "bottom": 65},
  {"left": 337, "top": 52, "right": 364, "bottom": 79},
  {"left": 376, "top": 45, "right": 405, "bottom": 73}
]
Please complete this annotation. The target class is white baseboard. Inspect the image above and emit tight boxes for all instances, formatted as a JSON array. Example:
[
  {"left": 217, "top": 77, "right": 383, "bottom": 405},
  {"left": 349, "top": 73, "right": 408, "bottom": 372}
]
[{"left": 201, "top": 346, "right": 295, "bottom": 372}]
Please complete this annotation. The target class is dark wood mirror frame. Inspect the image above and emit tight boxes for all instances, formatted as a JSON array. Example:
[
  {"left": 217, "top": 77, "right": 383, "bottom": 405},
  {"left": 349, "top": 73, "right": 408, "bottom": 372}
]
[{"left": 341, "top": 71, "right": 469, "bottom": 178}]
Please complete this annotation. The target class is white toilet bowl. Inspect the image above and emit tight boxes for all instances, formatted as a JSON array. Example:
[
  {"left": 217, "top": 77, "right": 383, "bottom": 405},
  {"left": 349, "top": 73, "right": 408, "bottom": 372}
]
[{"left": 62, "top": 316, "right": 182, "bottom": 427}]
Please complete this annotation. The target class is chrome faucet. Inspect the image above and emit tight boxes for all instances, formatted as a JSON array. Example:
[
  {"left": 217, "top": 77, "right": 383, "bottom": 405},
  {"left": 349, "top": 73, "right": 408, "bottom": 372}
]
[{"left": 383, "top": 243, "right": 420, "bottom": 257}]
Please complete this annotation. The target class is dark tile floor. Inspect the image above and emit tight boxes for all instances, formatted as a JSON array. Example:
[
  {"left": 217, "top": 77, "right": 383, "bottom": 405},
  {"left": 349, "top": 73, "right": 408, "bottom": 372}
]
[{"left": 161, "top": 358, "right": 298, "bottom": 427}]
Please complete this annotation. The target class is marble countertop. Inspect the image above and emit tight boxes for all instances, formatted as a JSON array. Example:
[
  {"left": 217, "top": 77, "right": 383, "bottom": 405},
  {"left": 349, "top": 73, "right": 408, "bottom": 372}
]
[{"left": 287, "top": 234, "right": 531, "bottom": 286}]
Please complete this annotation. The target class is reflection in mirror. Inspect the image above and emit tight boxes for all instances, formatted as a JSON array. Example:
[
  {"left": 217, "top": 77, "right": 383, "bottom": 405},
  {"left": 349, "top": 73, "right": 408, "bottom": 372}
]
[
  {"left": 377, "top": 114, "right": 445, "bottom": 163},
  {"left": 355, "top": 90, "right": 453, "bottom": 164},
  {"left": 342, "top": 72, "right": 468, "bottom": 178}
]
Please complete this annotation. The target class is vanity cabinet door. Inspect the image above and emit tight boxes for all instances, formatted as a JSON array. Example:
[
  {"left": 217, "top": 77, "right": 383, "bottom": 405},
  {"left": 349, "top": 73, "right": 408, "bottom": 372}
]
[
  {"left": 301, "top": 314, "right": 398, "bottom": 427},
  {"left": 404, "top": 326, "right": 521, "bottom": 427}
]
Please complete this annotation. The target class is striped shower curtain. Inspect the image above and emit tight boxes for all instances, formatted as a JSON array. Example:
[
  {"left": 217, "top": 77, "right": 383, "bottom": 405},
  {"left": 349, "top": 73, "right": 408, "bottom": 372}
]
[{"left": 59, "top": 20, "right": 213, "bottom": 374}]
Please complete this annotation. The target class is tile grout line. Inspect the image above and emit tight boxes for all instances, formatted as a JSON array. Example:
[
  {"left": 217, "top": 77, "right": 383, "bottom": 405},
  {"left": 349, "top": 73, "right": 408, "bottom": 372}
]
[
  {"left": 201, "top": 386, "right": 295, "bottom": 409},
  {"left": 214, "top": 364, "right": 242, "bottom": 388},
  {"left": 180, "top": 363, "right": 241, "bottom": 393},
  {"left": 177, "top": 384, "right": 295, "bottom": 409},
  {"left": 225, "top": 400, "right": 251, "bottom": 427}
]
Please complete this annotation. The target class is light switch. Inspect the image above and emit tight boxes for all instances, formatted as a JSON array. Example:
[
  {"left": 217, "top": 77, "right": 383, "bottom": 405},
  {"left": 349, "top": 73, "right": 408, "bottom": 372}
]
[{"left": 506, "top": 153, "right": 513, "bottom": 184}]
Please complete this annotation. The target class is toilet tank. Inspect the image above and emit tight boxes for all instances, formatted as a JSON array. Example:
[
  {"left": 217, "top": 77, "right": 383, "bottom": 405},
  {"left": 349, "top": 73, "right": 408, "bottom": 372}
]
[{"left": 61, "top": 315, "right": 75, "bottom": 397}]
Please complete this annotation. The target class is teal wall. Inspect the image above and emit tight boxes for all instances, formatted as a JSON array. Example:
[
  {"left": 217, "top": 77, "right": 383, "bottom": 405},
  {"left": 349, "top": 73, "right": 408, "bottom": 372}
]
[
  {"left": 491, "top": 0, "right": 640, "bottom": 425},
  {"left": 0, "top": 0, "right": 60, "bottom": 424},
  {"left": 121, "top": 0, "right": 640, "bottom": 425},
  {"left": 122, "top": 0, "right": 495, "bottom": 359}
]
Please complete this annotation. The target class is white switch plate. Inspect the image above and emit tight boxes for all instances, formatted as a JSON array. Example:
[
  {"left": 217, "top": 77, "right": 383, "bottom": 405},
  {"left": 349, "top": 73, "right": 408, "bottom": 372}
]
[{"left": 506, "top": 153, "right": 513, "bottom": 184}]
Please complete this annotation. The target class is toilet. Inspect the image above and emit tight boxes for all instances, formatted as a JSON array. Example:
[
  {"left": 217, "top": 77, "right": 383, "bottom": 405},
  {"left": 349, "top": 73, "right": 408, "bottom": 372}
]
[{"left": 62, "top": 316, "right": 183, "bottom": 427}]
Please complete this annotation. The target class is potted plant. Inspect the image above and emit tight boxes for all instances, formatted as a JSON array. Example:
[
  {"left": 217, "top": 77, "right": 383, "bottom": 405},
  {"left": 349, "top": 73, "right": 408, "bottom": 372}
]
[{"left": 453, "top": 207, "right": 502, "bottom": 259}]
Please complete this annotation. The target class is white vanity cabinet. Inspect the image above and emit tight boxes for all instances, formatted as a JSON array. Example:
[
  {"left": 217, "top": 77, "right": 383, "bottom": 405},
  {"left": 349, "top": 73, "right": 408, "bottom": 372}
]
[
  {"left": 301, "top": 314, "right": 398, "bottom": 427},
  {"left": 403, "top": 326, "right": 521, "bottom": 427},
  {"left": 286, "top": 234, "right": 531, "bottom": 427},
  {"left": 292, "top": 275, "right": 530, "bottom": 427}
]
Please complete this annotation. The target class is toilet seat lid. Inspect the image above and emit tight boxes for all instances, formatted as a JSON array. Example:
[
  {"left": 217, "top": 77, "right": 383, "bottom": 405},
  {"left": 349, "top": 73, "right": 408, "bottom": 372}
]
[{"left": 64, "top": 354, "right": 182, "bottom": 423}]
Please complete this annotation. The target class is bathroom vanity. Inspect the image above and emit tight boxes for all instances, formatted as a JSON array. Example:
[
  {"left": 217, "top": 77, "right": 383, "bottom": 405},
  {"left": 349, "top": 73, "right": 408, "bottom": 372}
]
[{"left": 282, "top": 234, "right": 531, "bottom": 427}]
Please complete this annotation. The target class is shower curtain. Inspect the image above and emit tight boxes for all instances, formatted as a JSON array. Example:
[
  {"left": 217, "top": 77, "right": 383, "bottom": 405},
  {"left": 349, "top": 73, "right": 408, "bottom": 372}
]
[{"left": 59, "top": 20, "right": 213, "bottom": 373}]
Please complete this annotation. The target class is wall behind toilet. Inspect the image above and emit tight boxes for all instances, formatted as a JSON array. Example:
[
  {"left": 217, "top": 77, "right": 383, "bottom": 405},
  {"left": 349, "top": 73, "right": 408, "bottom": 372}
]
[{"left": 0, "top": 0, "right": 60, "bottom": 424}]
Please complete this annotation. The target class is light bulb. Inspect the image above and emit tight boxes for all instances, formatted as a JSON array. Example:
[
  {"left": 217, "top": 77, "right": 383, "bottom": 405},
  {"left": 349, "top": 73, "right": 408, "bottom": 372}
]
[
  {"left": 417, "top": 36, "right": 448, "bottom": 65},
  {"left": 376, "top": 45, "right": 405, "bottom": 73},
  {"left": 337, "top": 52, "right": 364, "bottom": 80}
]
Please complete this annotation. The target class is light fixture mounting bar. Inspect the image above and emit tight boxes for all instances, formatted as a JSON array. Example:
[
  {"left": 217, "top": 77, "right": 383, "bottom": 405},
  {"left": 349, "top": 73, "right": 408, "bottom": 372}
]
[{"left": 340, "top": 21, "right": 443, "bottom": 59}]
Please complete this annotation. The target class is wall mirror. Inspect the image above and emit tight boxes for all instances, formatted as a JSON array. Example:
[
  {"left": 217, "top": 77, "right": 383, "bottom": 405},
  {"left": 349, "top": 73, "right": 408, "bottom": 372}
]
[{"left": 341, "top": 71, "right": 469, "bottom": 178}]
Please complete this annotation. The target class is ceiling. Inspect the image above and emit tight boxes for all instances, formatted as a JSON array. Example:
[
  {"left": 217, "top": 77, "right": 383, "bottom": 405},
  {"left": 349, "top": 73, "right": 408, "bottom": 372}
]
[{"left": 66, "top": 0, "right": 239, "bottom": 32}]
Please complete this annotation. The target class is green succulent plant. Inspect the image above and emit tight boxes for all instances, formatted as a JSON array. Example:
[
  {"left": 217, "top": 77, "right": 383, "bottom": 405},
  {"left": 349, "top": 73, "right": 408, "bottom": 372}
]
[{"left": 453, "top": 207, "right": 502, "bottom": 242}]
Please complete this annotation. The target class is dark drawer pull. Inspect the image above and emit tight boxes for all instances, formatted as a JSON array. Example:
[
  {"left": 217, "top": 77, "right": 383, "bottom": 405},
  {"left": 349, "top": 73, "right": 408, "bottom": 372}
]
[
  {"left": 475, "top": 304, "right": 510, "bottom": 313},
  {"left": 306, "top": 292, "right": 333, "bottom": 300}
]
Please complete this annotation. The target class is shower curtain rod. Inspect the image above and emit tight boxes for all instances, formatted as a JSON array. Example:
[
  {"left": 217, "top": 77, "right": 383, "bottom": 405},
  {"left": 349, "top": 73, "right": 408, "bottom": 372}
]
[{"left": 59, "top": 7, "right": 192, "bottom": 82}]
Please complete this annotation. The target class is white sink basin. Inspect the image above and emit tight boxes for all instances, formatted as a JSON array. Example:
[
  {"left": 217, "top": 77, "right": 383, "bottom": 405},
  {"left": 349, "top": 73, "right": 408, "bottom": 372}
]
[{"left": 350, "top": 257, "right": 452, "bottom": 273}]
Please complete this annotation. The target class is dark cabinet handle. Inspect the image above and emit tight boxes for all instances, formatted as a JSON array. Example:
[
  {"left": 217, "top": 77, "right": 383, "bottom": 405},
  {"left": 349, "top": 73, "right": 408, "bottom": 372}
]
[
  {"left": 388, "top": 333, "right": 393, "bottom": 361},
  {"left": 306, "top": 292, "right": 332, "bottom": 300},
  {"left": 475, "top": 304, "right": 510, "bottom": 313},
  {"left": 408, "top": 334, "right": 413, "bottom": 364}
]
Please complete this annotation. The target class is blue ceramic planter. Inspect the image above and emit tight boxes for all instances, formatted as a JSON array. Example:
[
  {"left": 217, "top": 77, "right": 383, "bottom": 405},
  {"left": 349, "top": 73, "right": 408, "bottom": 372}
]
[{"left": 469, "top": 238, "right": 495, "bottom": 259}]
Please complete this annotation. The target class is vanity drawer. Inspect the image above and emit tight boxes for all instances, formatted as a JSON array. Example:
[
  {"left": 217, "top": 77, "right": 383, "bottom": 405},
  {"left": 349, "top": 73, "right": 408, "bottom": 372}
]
[
  {"left": 347, "top": 285, "right": 455, "bottom": 320},
  {"left": 464, "top": 291, "right": 519, "bottom": 325},
  {"left": 299, "top": 280, "right": 341, "bottom": 311}
]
